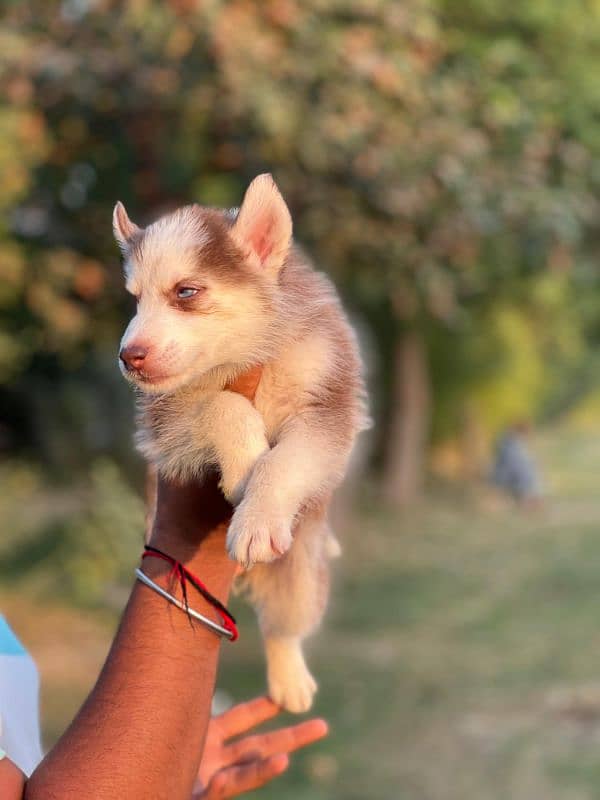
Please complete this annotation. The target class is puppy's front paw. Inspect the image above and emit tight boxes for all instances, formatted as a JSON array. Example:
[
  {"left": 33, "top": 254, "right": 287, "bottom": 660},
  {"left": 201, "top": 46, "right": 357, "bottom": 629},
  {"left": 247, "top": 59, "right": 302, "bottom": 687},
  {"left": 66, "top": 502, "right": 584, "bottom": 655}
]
[{"left": 227, "top": 506, "right": 292, "bottom": 567}]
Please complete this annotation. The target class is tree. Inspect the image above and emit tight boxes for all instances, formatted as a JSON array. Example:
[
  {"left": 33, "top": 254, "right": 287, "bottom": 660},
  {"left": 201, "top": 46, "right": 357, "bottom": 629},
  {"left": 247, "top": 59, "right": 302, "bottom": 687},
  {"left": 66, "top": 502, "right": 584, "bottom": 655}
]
[
  {"left": 196, "top": 0, "right": 600, "bottom": 503},
  {"left": 3, "top": 0, "right": 600, "bottom": 505}
]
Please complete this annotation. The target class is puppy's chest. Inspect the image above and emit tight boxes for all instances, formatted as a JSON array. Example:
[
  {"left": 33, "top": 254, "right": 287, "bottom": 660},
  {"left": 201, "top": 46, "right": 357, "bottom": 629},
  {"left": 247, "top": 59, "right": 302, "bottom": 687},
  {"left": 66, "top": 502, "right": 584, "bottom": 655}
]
[
  {"left": 138, "top": 384, "right": 296, "bottom": 472},
  {"left": 136, "top": 398, "right": 206, "bottom": 468},
  {"left": 141, "top": 333, "right": 333, "bottom": 456}
]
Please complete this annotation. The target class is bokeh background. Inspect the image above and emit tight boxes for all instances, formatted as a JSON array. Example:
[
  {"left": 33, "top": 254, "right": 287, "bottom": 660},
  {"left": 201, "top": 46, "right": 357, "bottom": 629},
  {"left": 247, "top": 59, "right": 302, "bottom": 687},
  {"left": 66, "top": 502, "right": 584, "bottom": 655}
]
[{"left": 4, "top": 1, "right": 600, "bottom": 798}]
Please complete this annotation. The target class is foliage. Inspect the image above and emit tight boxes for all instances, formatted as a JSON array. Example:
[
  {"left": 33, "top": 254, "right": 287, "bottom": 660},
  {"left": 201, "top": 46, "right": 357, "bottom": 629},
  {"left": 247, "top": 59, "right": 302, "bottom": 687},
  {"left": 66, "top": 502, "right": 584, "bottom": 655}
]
[
  {"left": 2, "top": 0, "right": 600, "bottom": 472},
  {"left": 0, "top": 459, "right": 144, "bottom": 607}
]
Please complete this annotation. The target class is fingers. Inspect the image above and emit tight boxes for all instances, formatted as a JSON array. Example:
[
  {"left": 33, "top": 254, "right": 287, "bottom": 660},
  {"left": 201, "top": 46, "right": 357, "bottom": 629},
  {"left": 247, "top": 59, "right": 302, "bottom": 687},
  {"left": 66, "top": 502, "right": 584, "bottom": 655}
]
[
  {"left": 228, "top": 718, "right": 328, "bottom": 764},
  {"left": 215, "top": 696, "right": 281, "bottom": 739},
  {"left": 205, "top": 754, "right": 289, "bottom": 800}
]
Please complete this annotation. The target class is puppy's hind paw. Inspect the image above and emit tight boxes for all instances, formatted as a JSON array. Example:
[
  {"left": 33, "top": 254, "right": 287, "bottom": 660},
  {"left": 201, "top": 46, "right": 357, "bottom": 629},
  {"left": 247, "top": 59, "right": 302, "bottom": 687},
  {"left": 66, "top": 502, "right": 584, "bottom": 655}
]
[
  {"left": 266, "top": 637, "right": 317, "bottom": 714},
  {"left": 269, "top": 666, "right": 317, "bottom": 714}
]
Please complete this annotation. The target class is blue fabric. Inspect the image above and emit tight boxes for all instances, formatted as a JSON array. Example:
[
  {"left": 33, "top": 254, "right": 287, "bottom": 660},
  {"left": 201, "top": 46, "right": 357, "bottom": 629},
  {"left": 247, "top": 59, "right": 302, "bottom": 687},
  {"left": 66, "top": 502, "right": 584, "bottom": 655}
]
[
  {"left": 0, "top": 616, "right": 27, "bottom": 656},
  {"left": 492, "top": 433, "right": 541, "bottom": 499}
]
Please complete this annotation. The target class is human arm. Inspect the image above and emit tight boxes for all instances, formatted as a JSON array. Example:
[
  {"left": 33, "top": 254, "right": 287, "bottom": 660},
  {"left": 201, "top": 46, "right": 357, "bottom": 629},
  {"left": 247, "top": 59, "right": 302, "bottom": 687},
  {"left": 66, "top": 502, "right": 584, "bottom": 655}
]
[
  {"left": 25, "top": 475, "right": 236, "bottom": 800},
  {"left": 23, "top": 368, "right": 272, "bottom": 800},
  {"left": 20, "top": 364, "right": 331, "bottom": 799}
]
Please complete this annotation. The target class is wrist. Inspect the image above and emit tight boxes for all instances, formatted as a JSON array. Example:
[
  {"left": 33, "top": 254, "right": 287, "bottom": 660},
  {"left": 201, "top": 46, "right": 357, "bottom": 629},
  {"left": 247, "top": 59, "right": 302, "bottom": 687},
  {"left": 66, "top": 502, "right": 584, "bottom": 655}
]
[
  {"left": 146, "top": 528, "right": 236, "bottom": 600},
  {"left": 137, "top": 541, "right": 238, "bottom": 644},
  {"left": 145, "top": 474, "right": 238, "bottom": 610}
]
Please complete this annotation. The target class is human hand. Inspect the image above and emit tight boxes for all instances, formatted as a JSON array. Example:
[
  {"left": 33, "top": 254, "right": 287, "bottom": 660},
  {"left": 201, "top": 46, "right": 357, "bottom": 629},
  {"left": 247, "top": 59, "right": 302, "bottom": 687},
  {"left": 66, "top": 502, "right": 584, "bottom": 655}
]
[{"left": 192, "top": 696, "right": 328, "bottom": 799}]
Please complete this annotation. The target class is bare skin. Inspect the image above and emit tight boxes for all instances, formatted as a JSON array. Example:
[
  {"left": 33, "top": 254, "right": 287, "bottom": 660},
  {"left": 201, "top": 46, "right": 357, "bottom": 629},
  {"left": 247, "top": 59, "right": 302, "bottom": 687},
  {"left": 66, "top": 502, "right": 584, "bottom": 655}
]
[
  {"left": 194, "top": 697, "right": 327, "bottom": 799},
  {"left": 4, "top": 691, "right": 327, "bottom": 800},
  {"left": 0, "top": 759, "right": 25, "bottom": 799},
  {"left": 24, "top": 474, "right": 235, "bottom": 800},
  {"left": 0, "top": 365, "right": 328, "bottom": 800}
]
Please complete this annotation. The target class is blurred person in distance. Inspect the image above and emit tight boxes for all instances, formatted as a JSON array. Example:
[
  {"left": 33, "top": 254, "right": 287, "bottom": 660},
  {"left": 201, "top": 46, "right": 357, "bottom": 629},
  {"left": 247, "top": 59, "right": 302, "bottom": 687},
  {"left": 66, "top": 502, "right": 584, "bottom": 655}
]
[{"left": 491, "top": 420, "right": 544, "bottom": 509}]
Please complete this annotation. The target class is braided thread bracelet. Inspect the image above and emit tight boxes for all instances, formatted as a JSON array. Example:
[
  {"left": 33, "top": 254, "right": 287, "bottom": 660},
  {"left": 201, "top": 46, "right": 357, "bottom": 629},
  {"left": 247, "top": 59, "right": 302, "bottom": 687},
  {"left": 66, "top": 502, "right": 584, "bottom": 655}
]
[
  {"left": 134, "top": 569, "right": 235, "bottom": 639},
  {"left": 135, "top": 545, "right": 238, "bottom": 641}
]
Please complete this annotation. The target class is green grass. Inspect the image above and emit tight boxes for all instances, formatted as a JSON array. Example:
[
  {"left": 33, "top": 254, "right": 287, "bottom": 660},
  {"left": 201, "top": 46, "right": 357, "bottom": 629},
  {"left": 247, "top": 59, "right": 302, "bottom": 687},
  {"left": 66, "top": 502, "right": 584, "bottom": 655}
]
[{"left": 6, "top": 428, "right": 600, "bottom": 798}]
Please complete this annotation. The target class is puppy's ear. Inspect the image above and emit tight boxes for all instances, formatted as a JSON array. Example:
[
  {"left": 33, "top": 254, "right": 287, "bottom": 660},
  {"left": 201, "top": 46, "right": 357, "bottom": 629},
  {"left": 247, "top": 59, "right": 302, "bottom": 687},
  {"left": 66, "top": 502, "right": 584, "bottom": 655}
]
[
  {"left": 113, "top": 201, "right": 142, "bottom": 252},
  {"left": 230, "top": 174, "right": 292, "bottom": 273}
]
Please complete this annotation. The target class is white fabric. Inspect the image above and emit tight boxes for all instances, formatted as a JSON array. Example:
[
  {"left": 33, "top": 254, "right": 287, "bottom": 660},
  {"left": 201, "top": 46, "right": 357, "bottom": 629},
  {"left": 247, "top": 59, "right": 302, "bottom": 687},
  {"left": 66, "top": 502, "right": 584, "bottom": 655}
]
[{"left": 0, "top": 617, "right": 43, "bottom": 777}]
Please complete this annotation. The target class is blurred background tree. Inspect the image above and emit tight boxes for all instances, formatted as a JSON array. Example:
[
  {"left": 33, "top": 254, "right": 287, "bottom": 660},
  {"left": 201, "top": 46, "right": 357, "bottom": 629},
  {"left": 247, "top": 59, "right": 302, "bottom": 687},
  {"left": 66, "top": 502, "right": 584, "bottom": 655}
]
[
  {"left": 2, "top": 0, "right": 600, "bottom": 509},
  {"left": 8, "top": 4, "right": 600, "bottom": 796}
]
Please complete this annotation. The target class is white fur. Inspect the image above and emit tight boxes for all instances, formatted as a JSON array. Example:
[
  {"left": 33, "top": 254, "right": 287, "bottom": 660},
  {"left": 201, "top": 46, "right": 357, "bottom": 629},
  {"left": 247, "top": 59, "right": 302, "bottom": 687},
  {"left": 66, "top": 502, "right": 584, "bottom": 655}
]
[
  {"left": 113, "top": 201, "right": 141, "bottom": 252},
  {"left": 115, "top": 176, "right": 367, "bottom": 711},
  {"left": 265, "top": 636, "right": 317, "bottom": 713}
]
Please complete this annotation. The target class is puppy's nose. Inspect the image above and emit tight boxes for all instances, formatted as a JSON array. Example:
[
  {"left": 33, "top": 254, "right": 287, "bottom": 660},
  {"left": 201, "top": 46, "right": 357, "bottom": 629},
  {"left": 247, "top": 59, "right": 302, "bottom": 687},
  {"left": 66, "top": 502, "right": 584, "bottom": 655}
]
[{"left": 120, "top": 344, "right": 148, "bottom": 371}]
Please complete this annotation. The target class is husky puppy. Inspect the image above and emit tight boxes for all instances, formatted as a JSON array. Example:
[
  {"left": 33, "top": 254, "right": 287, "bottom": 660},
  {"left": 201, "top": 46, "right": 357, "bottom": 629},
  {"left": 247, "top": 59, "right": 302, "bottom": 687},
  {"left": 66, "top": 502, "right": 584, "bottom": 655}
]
[{"left": 115, "top": 175, "right": 367, "bottom": 712}]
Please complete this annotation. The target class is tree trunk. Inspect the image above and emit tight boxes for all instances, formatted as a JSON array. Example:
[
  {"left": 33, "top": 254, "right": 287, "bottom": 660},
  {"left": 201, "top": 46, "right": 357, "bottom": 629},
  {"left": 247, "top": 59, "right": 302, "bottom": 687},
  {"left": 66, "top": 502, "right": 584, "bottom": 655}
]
[{"left": 383, "top": 330, "right": 431, "bottom": 507}]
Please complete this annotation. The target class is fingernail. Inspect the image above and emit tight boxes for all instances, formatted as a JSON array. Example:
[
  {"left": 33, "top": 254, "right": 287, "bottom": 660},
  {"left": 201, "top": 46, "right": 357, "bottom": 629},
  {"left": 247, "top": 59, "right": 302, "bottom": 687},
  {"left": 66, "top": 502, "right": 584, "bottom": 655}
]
[{"left": 272, "top": 754, "right": 289, "bottom": 773}]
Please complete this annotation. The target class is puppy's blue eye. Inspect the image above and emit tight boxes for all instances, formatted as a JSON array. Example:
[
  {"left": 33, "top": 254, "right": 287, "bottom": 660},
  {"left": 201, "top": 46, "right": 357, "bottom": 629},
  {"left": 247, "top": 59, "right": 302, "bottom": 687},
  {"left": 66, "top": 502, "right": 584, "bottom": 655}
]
[{"left": 176, "top": 287, "right": 198, "bottom": 299}]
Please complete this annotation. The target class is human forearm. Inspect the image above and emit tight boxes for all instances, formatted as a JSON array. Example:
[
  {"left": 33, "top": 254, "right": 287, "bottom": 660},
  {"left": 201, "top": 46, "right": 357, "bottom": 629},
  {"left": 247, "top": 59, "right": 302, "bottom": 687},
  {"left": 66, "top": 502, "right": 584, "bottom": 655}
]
[{"left": 26, "top": 478, "right": 236, "bottom": 800}]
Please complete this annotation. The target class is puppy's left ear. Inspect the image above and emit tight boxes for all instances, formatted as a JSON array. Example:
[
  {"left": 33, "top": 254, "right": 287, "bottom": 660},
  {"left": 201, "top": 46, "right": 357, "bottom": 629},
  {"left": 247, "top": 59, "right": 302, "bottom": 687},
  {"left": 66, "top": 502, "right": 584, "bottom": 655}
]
[
  {"left": 113, "top": 201, "right": 142, "bottom": 253},
  {"left": 230, "top": 174, "right": 292, "bottom": 274}
]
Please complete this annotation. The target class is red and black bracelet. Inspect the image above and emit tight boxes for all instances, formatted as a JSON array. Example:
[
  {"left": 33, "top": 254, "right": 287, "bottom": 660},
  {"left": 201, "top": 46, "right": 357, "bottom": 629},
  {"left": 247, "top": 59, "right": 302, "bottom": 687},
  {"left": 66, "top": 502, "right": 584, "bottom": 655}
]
[{"left": 137, "top": 544, "right": 238, "bottom": 641}]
